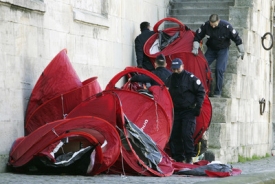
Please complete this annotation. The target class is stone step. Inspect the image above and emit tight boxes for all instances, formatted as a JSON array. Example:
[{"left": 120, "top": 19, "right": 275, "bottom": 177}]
[
  {"left": 169, "top": 8, "right": 229, "bottom": 16},
  {"left": 169, "top": 15, "right": 229, "bottom": 24},
  {"left": 209, "top": 72, "right": 238, "bottom": 98},
  {"left": 166, "top": 0, "right": 234, "bottom": 30},
  {"left": 170, "top": 2, "right": 234, "bottom": 9},
  {"left": 164, "top": 23, "right": 241, "bottom": 33}
]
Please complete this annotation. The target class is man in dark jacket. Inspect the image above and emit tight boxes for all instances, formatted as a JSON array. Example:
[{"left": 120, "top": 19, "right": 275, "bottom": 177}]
[
  {"left": 130, "top": 54, "right": 172, "bottom": 85},
  {"left": 191, "top": 14, "right": 244, "bottom": 98},
  {"left": 135, "top": 22, "right": 155, "bottom": 71},
  {"left": 165, "top": 58, "right": 205, "bottom": 164}
]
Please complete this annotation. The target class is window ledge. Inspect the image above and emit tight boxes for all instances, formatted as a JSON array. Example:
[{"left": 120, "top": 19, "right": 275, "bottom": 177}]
[
  {"left": 0, "top": 0, "right": 46, "bottom": 13},
  {"left": 73, "top": 8, "right": 109, "bottom": 29}
]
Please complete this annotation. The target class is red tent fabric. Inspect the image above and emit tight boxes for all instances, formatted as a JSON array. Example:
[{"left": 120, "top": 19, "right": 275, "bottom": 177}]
[
  {"left": 193, "top": 95, "right": 212, "bottom": 145},
  {"left": 66, "top": 91, "right": 124, "bottom": 127},
  {"left": 110, "top": 138, "right": 174, "bottom": 177},
  {"left": 104, "top": 68, "right": 175, "bottom": 176},
  {"left": 105, "top": 67, "right": 173, "bottom": 149},
  {"left": 144, "top": 17, "right": 212, "bottom": 93},
  {"left": 25, "top": 49, "right": 82, "bottom": 124},
  {"left": 25, "top": 77, "right": 102, "bottom": 134},
  {"left": 9, "top": 116, "right": 121, "bottom": 175},
  {"left": 109, "top": 89, "right": 171, "bottom": 149},
  {"left": 67, "top": 90, "right": 175, "bottom": 176}
]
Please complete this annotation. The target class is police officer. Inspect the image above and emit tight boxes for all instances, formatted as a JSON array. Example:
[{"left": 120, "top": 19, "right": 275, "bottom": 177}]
[
  {"left": 191, "top": 14, "right": 244, "bottom": 98},
  {"left": 130, "top": 54, "right": 172, "bottom": 85},
  {"left": 165, "top": 58, "right": 205, "bottom": 164},
  {"left": 135, "top": 22, "right": 155, "bottom": 71}
]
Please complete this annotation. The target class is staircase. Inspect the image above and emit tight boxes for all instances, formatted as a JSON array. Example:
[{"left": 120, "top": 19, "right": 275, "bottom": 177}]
[{"left": 166, "top": 0, "right": 235, "bottom": 31}]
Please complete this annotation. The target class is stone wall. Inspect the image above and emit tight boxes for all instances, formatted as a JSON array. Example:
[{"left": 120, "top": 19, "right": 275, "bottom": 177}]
[
  {"left": 208, "top": 0, "right": 274, "bottom": 163},
  {"left": 0, "top": 0, "right": 169, "bottom": 172}
]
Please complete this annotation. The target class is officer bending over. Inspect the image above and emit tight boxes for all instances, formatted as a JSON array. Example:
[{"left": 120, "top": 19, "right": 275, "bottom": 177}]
[
  {"left": 192, "top": 14, "right": 244, "bottom": 98},
  {"left": 130, "top": 54, "right": 172, "bottom": 85}
]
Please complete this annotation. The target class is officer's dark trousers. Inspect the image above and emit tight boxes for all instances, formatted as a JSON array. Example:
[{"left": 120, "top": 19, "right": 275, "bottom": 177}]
[
  {"left": 169, "top": 109, "right": 196, "bottom": 162},
  {"left": 205, "top": 47, "right": 229, "bottom": 95}
]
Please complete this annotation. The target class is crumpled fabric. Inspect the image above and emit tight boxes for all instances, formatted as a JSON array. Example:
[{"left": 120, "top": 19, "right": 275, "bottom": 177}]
[{"left": 176, "top": 163, "right": 232, "bottom": 177}]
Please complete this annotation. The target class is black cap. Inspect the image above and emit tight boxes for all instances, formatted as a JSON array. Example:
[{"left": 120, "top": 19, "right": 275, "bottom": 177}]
[{"left": 171, "top": 58, "right": 183, "bottom": 69}]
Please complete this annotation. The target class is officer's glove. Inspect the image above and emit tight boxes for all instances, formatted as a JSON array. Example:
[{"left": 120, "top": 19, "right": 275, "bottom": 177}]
[
  {"left": 194, "top": 106, "right": 201, "bottom": 117},
  {"left": 191, "top": 41, "right": 200, "bottom": 56},
  {"left": 237, "top": 44, "right": 245, "bottom": 60},
  {"left": 137, "top": 64, "right": 143, "bottom": 68}
]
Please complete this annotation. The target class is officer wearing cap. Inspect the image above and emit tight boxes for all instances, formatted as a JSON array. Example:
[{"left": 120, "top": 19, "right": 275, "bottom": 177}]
[
  {"left": 130, "top": 54, "right": 172, "bottom": 85},
  {"left": 191, "top": 14, "right": 244, "bottom": 98},
  {"left": 165, "top": 58, "right": 205, "bottom": 164}
]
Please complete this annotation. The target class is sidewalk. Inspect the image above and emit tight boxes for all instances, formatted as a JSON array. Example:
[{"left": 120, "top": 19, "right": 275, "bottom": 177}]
[
  {"left": 200, "top": 156, "right": 275, "bottom": 184},
  {"left": 0, "top": 156, "right": 274, "bottom": 184}
]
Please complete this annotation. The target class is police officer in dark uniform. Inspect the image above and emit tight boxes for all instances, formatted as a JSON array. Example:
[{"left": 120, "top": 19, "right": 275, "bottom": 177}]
[
  {"left": 192, "top": 14, "right": 244, "bottom": 97},
  {"left": 165, "top": 58, "right": 205, "bottom": 164},
  {"left": 135, "top": 22, "right": 155, "bottom": 71},
  {"left": 130, "top": 54, "right": 172, "bottom": 85}
]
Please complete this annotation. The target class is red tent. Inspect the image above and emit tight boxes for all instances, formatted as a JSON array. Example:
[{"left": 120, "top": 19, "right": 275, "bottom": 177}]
[
  {"left": 144, "top": 17, "right": 212, "bottom": 93},
  {"left": 25, "top": 49, "right": 82, "bottom": 125},
  {"left": 25, "top": 77, "right": 102, "bottom": 134},
  {"left": 24, "top": 49, "right": 102, "bottom": 135},
  {"left": 106, "top": 67, "right": 173, "bottom": 149},
  {"left": 67, "top": 90, "right": 174, "bottom": 176},
  {"left": 9, "top": 116, "right": 121, "bottom": 175}
]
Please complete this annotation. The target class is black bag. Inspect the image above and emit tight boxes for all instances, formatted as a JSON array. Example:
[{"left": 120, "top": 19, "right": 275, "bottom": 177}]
[
  {"left": 176, "top": 163, "right": 232, "bottom": 176},
  {"left": 158, "top": 31, "right": 179, "bottom": 50}
]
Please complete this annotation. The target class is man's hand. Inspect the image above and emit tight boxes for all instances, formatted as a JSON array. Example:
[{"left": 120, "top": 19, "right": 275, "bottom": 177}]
[
  {"left": 237, "top": 44, "right": 245, "bottom": 60},
  {"left": 194, "top": 106, "right": 201, "bottom": 117},
  {"left": 191, "top": 41, "right": 200, "bottom": 56}
]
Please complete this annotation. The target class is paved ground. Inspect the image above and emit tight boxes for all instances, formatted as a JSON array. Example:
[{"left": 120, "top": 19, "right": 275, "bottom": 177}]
[{"left": 1, "top": 156, "right": 275, "bottom": 184}]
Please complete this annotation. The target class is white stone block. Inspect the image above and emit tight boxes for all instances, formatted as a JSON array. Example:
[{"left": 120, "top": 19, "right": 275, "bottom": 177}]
[
  {"left": 0, "top": 121, "right": 24, "bottom": 154},
  {"left": 121, "top": 44, "right": 135, "bottom": 68},
  {"left": 121, "top": 19, "right": 136, "bottom": 46}
]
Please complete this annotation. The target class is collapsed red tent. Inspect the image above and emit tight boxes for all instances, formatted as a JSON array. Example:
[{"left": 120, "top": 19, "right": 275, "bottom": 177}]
[
  {"left": 66, "top": 90, "right": 174, "bottom": 176},
  {"left": 25, "top": 49, "right": 82, "bottom": 126},
  {"left": 144, "top": 17, "right": 212, "bottom": 94},
  {"left": 25, "top": 76, "right": 102, "bottom": 134},
  {"left": 106, "top": 66, "right": 174, "bottom": 149},
  {"left": 8, "top": 116, "right": 121, "bottom": 175},
  {"left": 24, "top": 49, "right": 102, "bottom": 135}
]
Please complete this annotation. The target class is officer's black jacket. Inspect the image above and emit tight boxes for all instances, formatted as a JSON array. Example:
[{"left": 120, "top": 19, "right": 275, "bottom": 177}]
[
  {"left": 134, "top": 29, "right": 155, "bottom": 70},
  {"left": 165, "top": 70, "right": 205, "bottom": 111},
  {"left": 194, "top": 20, "right": 242, "bottom": 50},
  {"left": 131, "top": 67, "right": 172, "bottom": 85}
]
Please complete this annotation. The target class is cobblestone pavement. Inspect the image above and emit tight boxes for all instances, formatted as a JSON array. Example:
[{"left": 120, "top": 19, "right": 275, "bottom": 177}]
[{"left": 1, "top": 156, "right": 275, "bottom": 184}]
